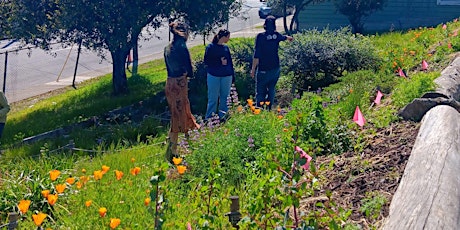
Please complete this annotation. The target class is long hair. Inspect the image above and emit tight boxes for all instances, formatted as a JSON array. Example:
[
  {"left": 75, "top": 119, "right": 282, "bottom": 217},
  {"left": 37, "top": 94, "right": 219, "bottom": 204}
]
[{"left": 211, "top": 29, "right": 230, "bottom": 44}]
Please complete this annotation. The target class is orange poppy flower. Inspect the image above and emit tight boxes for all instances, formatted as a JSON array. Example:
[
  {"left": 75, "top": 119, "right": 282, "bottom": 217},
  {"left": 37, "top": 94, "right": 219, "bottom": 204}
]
[
  {"left": 101, "top": 165, "right": 110, "bottom": 174},
  {"left": 80, "top": 175, "right": 89, "bottom": 184},
  {"left": 41, "top": 190, "right": 50, "bottom": 198},
  {"left": 81, "top": 168, "right": 87, "bottom": 174},
  {"left": 32, "top": 212, "right": 47, "bottom": 226},
  {"left": 237, "top": 105, "right": 243, "bottom": 112},
  {"left": 55, "top": 184, "right": 66, "bottom": 194},
  {"left": 177, "top": 165, "right": 187, "bottom": 175},
  {"left": 144, "top": 198, "right": 151, "bottom": 206},
  {"left": 246, "top": 99, "right": 253, "bottom": 106},
  {"left": 76, "top": 182, "right": 83, "bottom": 189},
  {"left": 85, "top": 200, "right": 92, "bottom": 207},
  {"left": 93, "top": 170, "right": 103, "bottom": 181},
  {"left": 49, "top": 170, "right": 61, "bottom": 181},
  {"left": 99, "top": 207, "right": 107, "bottom": 217},
  {"left": 47, "top": 194, "right": 58, "bottom": 206},
  {"left": 115, "top": 170, "right": 124, "bottom": 180},
  {"left": 253, "top": 108, "right": 261, "bottom": 115},
  {"left": 130, "top": 167, "right": 141, "bottom": 176},
  {"left": 109, "top": 218, "right": 121, "bottom": 229},
  {"left": 172, "top": 157, "right": 182, "bottom": 165},
  {"left": 66, "top": 177, "right": 75, "bottom": 185},
  {"left": 18, "top": 200, "right": 31, "bottom": 214}
]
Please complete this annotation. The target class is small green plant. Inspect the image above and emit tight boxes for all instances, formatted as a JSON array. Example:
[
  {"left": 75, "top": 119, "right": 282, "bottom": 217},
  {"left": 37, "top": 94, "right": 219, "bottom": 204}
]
[{"left": 360, "top": 191, "right": 387, "bottom": 221}]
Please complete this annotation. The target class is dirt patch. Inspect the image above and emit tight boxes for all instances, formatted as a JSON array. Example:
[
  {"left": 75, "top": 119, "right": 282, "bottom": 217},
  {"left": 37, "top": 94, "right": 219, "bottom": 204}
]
[{"left": 300, "top": 120, "right": 420, "bottom": 229}]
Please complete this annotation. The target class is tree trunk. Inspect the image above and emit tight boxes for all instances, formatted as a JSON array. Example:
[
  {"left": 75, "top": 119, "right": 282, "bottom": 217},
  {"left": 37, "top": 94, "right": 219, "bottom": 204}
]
[
  {"left": 133, "top": 39, "right": 139, "bottom": 76},
  {"left": 111, "top": 49, "right": 129, "bottom": 95}
]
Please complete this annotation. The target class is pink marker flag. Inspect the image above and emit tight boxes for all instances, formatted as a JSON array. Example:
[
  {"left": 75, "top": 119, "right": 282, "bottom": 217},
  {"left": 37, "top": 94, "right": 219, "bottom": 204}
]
[
  {"left": 398, "top": 68, "right": 406, "bottom": 77},
  {"left": 295, "top": 146, "right": 312, "bottom": 171},
  {"left": 187, "top": 222, "right": 192, "bottom": 230},
  {"left": 442, "top": 24, "right": 447, "bottom": 30},
  {"left": 448, "top": 43, "right": 452, "bottom": 49},
  {"left": 374, "top": 90, "right": 383, "bottom": 105},
  {"left": 353, "top": 106, "right": 366, "bottom": 127},
  {"left": 422, "top": 60, "right": 428, "bottom": 70}
]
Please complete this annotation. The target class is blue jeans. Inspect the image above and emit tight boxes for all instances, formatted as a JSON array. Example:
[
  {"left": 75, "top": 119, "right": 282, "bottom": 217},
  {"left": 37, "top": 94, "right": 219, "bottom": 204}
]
[
  {"left": 255, "top": 68, "right": 280, "bottom": 109},
  {"left": 205, "top": 73, "right": 233, "bottom": 119}
]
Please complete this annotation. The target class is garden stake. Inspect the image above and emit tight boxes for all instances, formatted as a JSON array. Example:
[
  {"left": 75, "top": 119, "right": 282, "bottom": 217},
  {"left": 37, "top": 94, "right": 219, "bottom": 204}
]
[{"left": 225, "top": 196, "right": 241, "bottom": 229}]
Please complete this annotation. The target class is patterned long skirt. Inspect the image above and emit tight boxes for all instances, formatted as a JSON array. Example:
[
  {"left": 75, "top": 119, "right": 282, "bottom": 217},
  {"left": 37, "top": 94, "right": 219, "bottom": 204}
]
[{"left": 165, "top": 75, "right": 200, "bottom": 133}]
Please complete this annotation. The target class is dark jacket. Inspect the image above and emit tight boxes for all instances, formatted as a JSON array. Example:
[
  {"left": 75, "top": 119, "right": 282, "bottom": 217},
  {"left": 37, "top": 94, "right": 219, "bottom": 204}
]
[
  {"left": 164, "top": 38, "right": 193, "bottom": 78},
  {"left": 253, "top": 31, "right": 287, "bottom": 71},
  {"left": 204, "top": 43, "right": 234, "bottom": 77}
]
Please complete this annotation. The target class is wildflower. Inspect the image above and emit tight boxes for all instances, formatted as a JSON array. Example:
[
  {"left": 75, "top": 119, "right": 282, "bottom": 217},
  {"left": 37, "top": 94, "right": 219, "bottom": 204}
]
[
  {"left": 253, "top": 108, "right": 261, "bottom": 115},
  {"left": 110, "top": 218, "right": 121, "bottom": 229},
  {"left": 177, "top": 165, "right": 187, "bottom": 175},
  {"left": 32, "top": 213, "right": 47, "bottom": 227},
  {"left": 131, "top": 157, "right": 135, "bottom": 163},
  {"left": 18, "top": 200, "right": 31, "bottom": 214},
  {"left": 81, "top": 168, "right": 87, "bottom": 174},
  {"left": 349, "top": 89, "right": 353, "bottom": 94},
  {"left": 237, "top": 105, "right": 243, "bottom": 112},
  {"left": 66, "top": 177, "right": 75, "bottom": 185},
  {"left": 94, "top": 170, "right": 103, "bottom": 180},
  {"left": 172, "top": 157, "right": 182, "bottom": 165},
  {"left": 47, "top": 194, "right": 58, "bottom": 206},
  {"left": 115, "top": 170, "right": 124, "bottom": 180},
  {"left": 49, "top": 169, "right": 61, "bottom": 181},
  {"left": 80, "top": 175, "right": 90, "bottom": 184},
  {"left": 130, "top": 167, "right": 141, "bottom": 176},
  {"left": 41, "top": 190, "right": 50, "bottom": 198},
  {"left": 247, "top": 136, "right": 255, "bottom": 148},
  {"left": 76, "top": 182, "right": 83, "bottom": 189},
  {"left": 101, "top": 165, "right": 110, "bottom": 174},
  {"left": 85, "top": 200, "right": 92, "bottom": 207},
  {"left": 277, "top": 115, "right": 283, "bottom": 119},
  {"left": 55, "top": 184, "right": 66, "bottom": 194},
  {"left": 144, "top": 198, "right": 151, "bottom": 206},
  {"left": 99, "top": 207, "right": 107, "bottom": 217}
]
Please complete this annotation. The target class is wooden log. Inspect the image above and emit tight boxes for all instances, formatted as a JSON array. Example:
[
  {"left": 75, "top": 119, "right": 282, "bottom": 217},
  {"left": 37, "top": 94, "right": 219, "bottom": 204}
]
[{"left": 382, "top": 105, "right": 460, "bottom": 230}]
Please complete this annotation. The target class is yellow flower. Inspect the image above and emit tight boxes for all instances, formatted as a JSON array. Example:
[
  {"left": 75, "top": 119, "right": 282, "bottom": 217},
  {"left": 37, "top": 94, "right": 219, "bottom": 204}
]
[
  {"left": 177, "top": 165, "right": 187, "bottom": 175},
  {"left": 109, "top": 218, "right": 121, "bottom": 229},
  {"left": 93, "top": 170, "right": 103, "bottom": 180},
  {"left": 81, "top": 168, "right": 87, "bottom": 174},
  {"left": 66, "top": 177, "right": 75, "bottom": 185},
  {"left": 18, "top": 200, "right": 31, "bottom": 214},
  {"left": 49, "top": 169, "right": 61, "bottom": 181},
  {"left": 130, "top": 167, "right": 141, "bottom": 176},
  {"left": 172, "top": 157, "right": 182, "bottom": 165},
  {"left": 85, "top": 200, "right": 92, "bottom": 207},
  {"left": 131, "top": 157, "right": 135, "bottom": 163},
  {"left": 55, "top": 184, "right": 66, "bottom": 194},
  {"left": 32, "top": 212, "right": 47, "bottom": 227},
  {"left": 144, "top": 198, "right": 151, "bottom": 206},
  {"left": 41, "top": 190, "right": 50, "bottom": 198},
  {"left": 47, "top": 194, "right": 58, "bottom": 206},
  {"left": 101, "top": 165, "right": 110, "bottom": 174},
  {"left": 115, "top": 170, "right": 124, "bottom": 180},
  {"left": 99, "top": 207, "right": 107, "bottom": 217}
]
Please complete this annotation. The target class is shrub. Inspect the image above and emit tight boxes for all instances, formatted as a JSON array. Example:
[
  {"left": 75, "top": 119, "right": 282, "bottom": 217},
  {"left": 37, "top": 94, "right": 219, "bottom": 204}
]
[{"left": 281, "top": 27, "right": 382, "bottom": 95}]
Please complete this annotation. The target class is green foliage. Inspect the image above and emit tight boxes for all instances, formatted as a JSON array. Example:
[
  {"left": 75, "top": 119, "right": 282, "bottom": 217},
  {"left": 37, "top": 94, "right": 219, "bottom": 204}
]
[
  {"left": 391, "top": 72, "right": 439, "bottom": 108},
  {"left": 360, "top": 191, "right": 387, "bottom": 220},
  {"left": 281, "top": 28, "right": 382, "bottom": 94}
]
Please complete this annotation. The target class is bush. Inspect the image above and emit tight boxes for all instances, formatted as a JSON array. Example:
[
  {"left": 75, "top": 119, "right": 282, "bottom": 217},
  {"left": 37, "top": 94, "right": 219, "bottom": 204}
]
[{"left": 281, "top": 27, "right": 382, "bottom": 95}]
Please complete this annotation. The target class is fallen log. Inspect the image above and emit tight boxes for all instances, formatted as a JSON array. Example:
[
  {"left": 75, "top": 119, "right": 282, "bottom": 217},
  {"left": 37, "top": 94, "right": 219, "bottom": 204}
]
[{"left": 382, "top": 105, "right": 460, "bottom": 229}]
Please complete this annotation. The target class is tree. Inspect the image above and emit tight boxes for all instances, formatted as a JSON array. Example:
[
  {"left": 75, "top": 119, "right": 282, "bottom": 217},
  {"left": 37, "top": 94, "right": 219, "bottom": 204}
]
[
  {"left": 8, "top": 0, "right": 241, "bottom": 96},
  {"left": 333, "top": 0, "right": 387, "bottom": 34}
]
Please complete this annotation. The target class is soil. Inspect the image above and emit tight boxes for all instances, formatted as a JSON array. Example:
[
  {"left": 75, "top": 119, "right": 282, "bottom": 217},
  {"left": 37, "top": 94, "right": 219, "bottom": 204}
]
[{"left": 299, "top": 120, "right": 420, "bottom": 229}]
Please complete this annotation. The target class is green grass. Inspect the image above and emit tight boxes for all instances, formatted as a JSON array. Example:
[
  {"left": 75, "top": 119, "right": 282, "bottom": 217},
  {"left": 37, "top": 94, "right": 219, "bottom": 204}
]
[{"left": 1, "top": 18, "right": 459, "bottom": 229}]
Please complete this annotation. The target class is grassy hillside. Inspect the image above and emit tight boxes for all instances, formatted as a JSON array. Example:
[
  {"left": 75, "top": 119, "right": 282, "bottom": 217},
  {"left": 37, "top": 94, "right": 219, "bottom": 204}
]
[{"left": 0, "top": 18, "right": 459, "bottom": 229}]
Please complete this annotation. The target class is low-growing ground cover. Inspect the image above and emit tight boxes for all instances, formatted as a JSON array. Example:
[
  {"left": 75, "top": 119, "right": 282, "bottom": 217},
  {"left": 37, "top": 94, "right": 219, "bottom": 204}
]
[{"left": 1, "top": 18, "right": 459, "bottom": 229}]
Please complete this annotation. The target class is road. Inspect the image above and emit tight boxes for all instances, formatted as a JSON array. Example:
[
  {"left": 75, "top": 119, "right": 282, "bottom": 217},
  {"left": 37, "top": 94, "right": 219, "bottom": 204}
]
[{"left": 0, "top": 0, "right": 267, "bottom": 104}]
